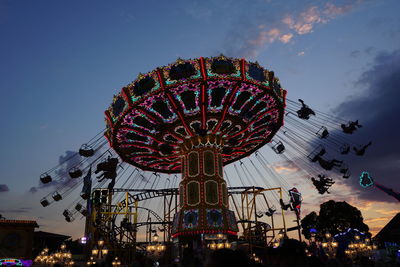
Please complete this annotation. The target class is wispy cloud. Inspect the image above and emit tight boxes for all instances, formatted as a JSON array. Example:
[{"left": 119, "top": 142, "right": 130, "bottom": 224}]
[
  {"left": 272, "top": 161, "right": 300, "bottom": 174},
  {"left": 0, "top": 184, "right": 9, "bottom": 193},
  {"left": 224, "top": 1, "right": 361, "bottom": 58},
  {"left": 364, "top": 216, "right": 390, "bottom": 224}
]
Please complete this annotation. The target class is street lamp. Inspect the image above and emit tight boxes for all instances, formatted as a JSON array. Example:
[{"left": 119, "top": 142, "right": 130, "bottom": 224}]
[
  {"left": 321, "top": 232, "right": 338, "bottom": 258},
  {"left": 153, "top": 232, "right": 159, "bottom": 242},
  {"left": 147, "top": 231, "right": 166, "bottom": 258},
  {"left": 112, "top": 257, "right": 121, "bottom": 266},
  {"left": 92, "top": 238, "right": 108, "bottom": 264},
  {"left": 278, "top": 230, "right": 285, "bottom": 239},
  {"left": 86, "top": 256, "right": 96, "bottom": 265}
]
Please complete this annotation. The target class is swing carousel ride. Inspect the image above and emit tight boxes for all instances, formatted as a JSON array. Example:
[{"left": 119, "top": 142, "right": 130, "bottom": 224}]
[{"left": 37, "top": 55, "right": 379, "bottom": 262}]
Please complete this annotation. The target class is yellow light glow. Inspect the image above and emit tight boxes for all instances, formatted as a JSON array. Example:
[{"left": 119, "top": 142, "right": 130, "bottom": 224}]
[
  {"left": 325, "top": 233, "right": 331, "bottom": 239},
  {"left": 209, "top": 242, "right": 216, "bottom": 250}
]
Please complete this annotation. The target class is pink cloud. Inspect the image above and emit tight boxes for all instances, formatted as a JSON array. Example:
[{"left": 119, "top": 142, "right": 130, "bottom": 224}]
[
  {"left": 279, "top": 33, "right": 294, "bottom": 44},
  {"left": 226, "top": 1, "right": 362, "bottom": 58}
]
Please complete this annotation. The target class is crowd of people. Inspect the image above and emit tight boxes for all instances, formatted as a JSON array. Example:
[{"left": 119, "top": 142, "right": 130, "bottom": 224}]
[{"left": 136, "top": 239, "right": 398, "bottom": 267}]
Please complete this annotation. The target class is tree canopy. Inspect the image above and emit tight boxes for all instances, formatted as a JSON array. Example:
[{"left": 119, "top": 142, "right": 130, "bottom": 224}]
[{"left": 301, "top": 200, "right": 369, "bottom": 239}]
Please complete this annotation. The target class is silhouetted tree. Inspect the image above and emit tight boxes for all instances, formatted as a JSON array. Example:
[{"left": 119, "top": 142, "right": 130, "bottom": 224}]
[
  {"left": 301, "top": 211, "right": 318, "bottom": 239},
  {"left": 301, "top": 200, "right": 369, "bottom": 239}
]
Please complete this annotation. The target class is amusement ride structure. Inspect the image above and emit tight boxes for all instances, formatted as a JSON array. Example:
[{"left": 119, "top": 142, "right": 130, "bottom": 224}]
[{"left": 37, "top": 55, "right": 379, "bottom": 263}]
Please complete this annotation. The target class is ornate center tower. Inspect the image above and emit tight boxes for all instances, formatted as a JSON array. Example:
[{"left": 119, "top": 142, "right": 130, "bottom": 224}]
[{"left": 172, "top": 135, "right": 237, "bottom": 238}]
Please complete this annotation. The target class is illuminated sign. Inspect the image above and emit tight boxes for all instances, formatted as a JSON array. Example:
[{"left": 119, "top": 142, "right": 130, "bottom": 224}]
[
  {"left": 359, "top": 171, "right": 374, "bottom": 188},
  {"left": 0, "top": 259, "right": 32, "bottom": 266}
]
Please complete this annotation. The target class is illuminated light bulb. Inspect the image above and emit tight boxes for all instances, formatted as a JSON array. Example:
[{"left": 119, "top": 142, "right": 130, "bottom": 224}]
[
  {"left": 153, "top": 233, "right": 159, "bottom": 242},
  {"left": 325, "top": 233, "right": 331, "bottom": 239},
  {"left": 92, "top": 247, "right": 99, "bottom": 255},
  {"left": 278, "top": 230, "right": 284, "bottom": 239},
  {"left": 210, "top": 242, "right": 216, "bottom": 250}
]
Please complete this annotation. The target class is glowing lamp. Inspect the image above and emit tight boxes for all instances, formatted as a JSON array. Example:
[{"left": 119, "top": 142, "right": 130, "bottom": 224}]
[
  {"left": 153, "top": 233, "right": 159, "bottom": 242},
  {"left": 325, "top": 233, "right": 331, "bottom": 239},
  {"left": 278, "top": 230, "right": 284, "bottom": 239},
  {"left": 92, "top": 246, "right": 99, "bottom": 255},
  {"left": 209, "top": 242, "right": 216, "bottom": 250}
]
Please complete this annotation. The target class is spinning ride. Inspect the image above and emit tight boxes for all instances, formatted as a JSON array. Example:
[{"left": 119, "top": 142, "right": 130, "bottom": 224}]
[{"left": 104, "top": 55, "right": 286, "bottom": 240}]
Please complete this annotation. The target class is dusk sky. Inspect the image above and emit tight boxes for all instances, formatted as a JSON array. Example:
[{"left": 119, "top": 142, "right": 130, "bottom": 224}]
[{"left": 0, "top": 0, "right": 399, "bottom": 239}]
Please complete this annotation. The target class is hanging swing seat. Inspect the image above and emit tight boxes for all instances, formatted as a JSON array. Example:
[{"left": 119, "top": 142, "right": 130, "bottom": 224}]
[
  {"left": 52, "top": 192, "right": 62, "bottom": 201},
  {"left": 79, "top": 144, "right": 94, "bottom": 157},
  {"left": 40, "top": 173, "right": 52, "bottom": 184},
  {"left": 316, "top": 126, "right": 329, "bottom": 139},
  {"left": 271, "top": 141, "right": 285, "bottom": 154},
  {"left": 40, "top": 198, "right": 49, "bottom": 207},
  {"left": 69, "top": 168, "right": 83, "bottom": 178}
]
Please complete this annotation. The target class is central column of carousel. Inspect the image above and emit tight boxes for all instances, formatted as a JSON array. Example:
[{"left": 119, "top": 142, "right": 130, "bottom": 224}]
[{"left": 171, "top": 135, "right": 238, "bottom": 244}]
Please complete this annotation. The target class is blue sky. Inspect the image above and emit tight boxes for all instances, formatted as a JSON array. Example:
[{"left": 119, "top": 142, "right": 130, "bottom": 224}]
[{"left": 0, "top": 0, "right": 399, "bottom": 237}]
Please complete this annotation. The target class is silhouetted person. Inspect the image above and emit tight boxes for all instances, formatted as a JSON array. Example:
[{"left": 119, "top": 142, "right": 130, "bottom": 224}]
[
  {"left": 310, "top": 147, "right": 326, "bottom": 162},
  {"left": 297, "top": 99, "right": 315, "bottom": 120},
  {"left": 95, "top": 156, "right": 118, "bottom": 181},
  {"left": 314, "top": 156, "right": 342, "bottom": 170},
  {"left": 265, "top": 207, "right": 276, "bottom": 216},
  {"left": 341, "top": 120, "right": 362, "bottom": 134},
  {"left": 280, "top": 198, "right": 292, "bottom": 211},
  {"left": 353, "top": 141, "right": 372, "bottom": 156},
  {"left": 311, "top": 175, "right": 335, "bottom": 194}
]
